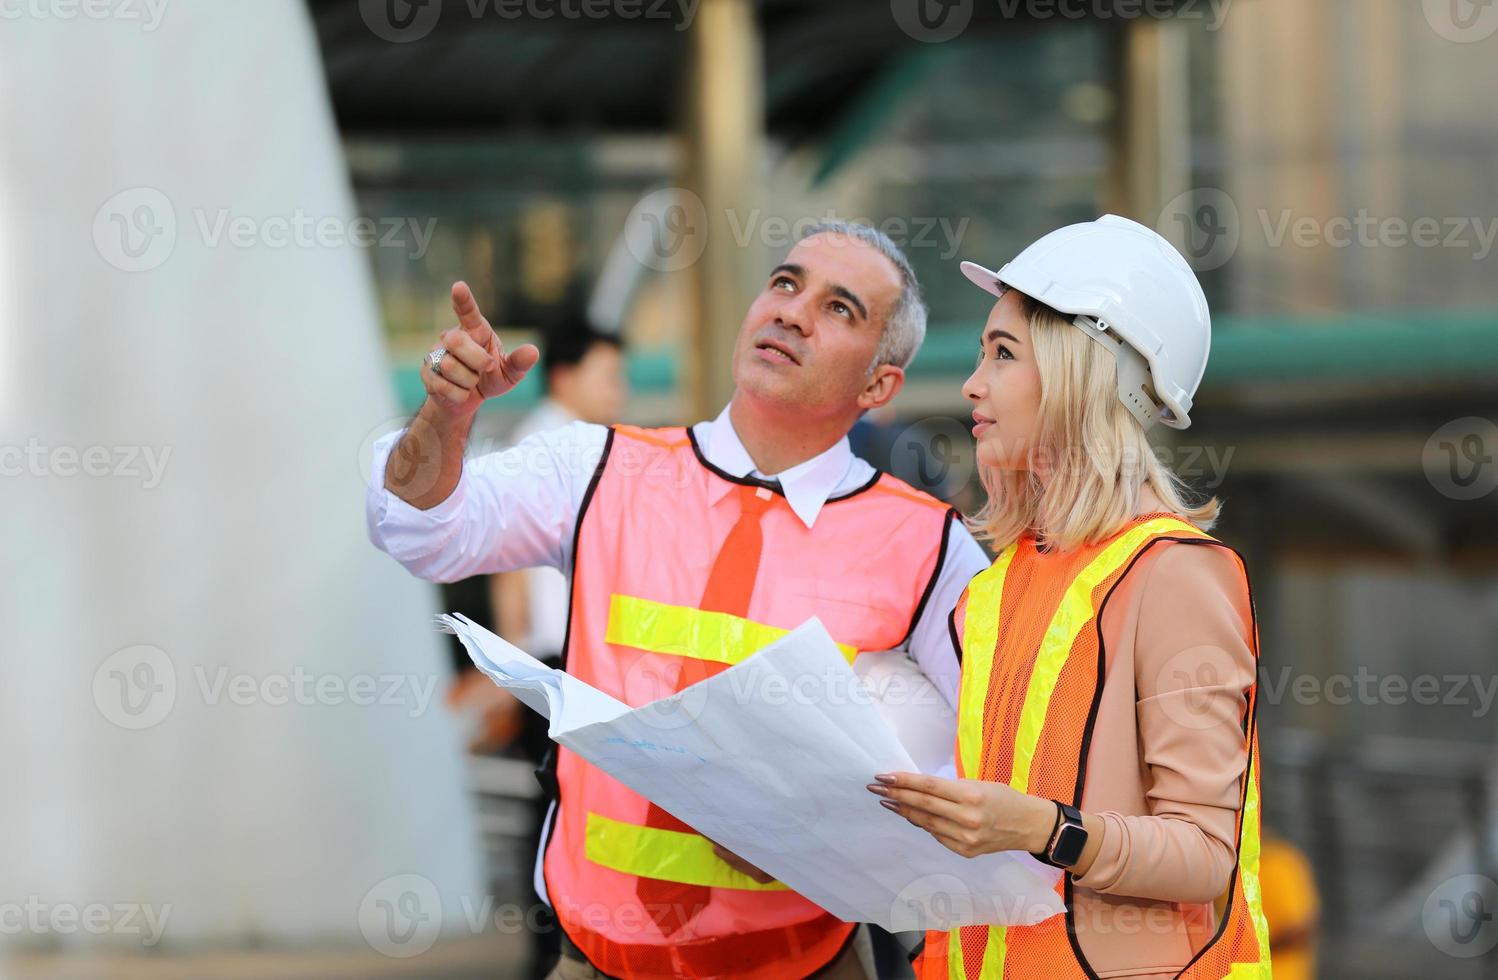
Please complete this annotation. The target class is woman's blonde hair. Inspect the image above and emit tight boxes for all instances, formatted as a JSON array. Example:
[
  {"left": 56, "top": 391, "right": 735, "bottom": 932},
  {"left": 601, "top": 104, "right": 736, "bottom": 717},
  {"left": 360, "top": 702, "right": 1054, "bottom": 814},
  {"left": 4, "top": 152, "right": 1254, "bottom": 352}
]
[{"left": 968, "top": 292, "right": 1219, "bottom": 553}]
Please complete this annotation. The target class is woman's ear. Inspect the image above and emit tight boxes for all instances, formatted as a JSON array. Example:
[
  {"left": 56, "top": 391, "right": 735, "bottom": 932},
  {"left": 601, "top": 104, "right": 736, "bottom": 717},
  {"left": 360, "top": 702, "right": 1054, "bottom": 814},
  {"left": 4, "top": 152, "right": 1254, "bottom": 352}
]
[{"left": 858, "top": 364, "right": 905, "bottom": 412}]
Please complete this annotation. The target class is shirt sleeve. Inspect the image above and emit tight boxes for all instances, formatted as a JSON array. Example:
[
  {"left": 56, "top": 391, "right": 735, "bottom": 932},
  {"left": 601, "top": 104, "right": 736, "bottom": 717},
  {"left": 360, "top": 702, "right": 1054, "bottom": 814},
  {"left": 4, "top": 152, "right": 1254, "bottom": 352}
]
[
  {"left": 1070, "top": 541, "right": 1256, "bottom": 904},
  {"left": 904, "top": 517, "right": 989, "bottom": 711},
  {"left": 364, "top": 419, "right": 609, "bottom": 584}
]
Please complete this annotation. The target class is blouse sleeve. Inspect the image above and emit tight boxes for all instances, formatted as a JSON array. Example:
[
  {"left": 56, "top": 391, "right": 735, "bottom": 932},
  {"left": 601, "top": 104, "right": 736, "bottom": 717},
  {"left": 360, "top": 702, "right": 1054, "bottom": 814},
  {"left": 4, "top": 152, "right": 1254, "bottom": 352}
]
[{"left": 1069, "top": 540, "right": 1256, "bottom": 904}]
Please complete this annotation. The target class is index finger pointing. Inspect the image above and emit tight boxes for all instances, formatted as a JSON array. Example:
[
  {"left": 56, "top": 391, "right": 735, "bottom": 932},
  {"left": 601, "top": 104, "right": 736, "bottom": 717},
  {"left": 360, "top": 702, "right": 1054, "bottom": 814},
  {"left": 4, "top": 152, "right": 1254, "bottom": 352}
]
[{"left": 451, "top": 281, "right": 492, "bottom": 343}]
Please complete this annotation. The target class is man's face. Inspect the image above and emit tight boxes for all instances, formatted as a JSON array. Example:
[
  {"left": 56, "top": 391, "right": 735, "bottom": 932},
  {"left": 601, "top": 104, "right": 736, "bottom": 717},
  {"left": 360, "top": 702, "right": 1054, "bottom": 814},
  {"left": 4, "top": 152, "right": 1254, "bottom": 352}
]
[{"left": 731, "top": 232, "right": 905, "bottom": 421}]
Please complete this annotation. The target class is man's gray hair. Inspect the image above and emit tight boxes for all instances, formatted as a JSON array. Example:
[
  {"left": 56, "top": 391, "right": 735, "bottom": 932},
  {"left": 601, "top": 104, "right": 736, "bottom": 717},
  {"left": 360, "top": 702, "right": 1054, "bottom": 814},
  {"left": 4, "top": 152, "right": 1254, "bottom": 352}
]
[{"left": 794, "top": 220, "right": 928, "bottom": 371}]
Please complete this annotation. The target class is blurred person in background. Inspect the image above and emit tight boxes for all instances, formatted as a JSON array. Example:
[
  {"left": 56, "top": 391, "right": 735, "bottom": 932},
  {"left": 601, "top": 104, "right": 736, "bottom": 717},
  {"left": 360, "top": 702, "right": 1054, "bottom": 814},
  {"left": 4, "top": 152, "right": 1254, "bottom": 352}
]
[
  {"left": 872, "top": 216, "right": 1271, "bottom": 979},
  {"left": 366, "top": 220, "right": 989, "bottom": 979},
  {"left": 1260, "top": 831, "right": 1319, "bottom": 980}
]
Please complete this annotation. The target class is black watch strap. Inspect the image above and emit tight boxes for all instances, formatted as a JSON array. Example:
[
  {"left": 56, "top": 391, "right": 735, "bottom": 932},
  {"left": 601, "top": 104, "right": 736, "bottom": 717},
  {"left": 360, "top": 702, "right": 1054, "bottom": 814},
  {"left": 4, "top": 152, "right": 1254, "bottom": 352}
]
[{"left": 1033, "top": 801, "right": 1087, "bottom": 868}]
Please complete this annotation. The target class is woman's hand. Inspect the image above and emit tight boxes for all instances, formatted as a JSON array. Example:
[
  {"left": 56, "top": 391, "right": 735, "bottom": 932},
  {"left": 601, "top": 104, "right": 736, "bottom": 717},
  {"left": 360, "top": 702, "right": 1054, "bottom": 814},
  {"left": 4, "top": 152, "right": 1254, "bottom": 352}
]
[{"left": 868, "top": 772, "right": 1060, "bottom": 860}]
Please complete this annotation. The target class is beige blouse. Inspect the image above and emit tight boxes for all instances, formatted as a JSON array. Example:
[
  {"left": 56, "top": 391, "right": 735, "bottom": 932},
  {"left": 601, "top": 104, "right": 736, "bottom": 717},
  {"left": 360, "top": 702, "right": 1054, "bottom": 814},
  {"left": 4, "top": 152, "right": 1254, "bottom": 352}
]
[{"left": 1058, "top": 536, "right": 1257, "bottom": 978}]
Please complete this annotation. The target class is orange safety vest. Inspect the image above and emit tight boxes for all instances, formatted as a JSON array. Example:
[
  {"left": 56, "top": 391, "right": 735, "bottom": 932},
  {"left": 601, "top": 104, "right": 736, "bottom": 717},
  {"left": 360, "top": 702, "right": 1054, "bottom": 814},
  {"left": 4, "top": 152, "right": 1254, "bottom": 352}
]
[
  {"left": 545, "top": 424, "right": 957, "bottom": 980},
  {"left": 915, "top": 514, "right": 1271, "bottom": 980}
]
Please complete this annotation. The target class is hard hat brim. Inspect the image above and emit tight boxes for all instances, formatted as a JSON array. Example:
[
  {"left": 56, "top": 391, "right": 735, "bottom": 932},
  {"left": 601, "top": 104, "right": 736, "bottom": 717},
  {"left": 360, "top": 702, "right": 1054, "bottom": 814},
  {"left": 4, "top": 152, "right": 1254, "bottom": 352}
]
[{"left": 959, "top": 260, "right": 1006, "bottom": 298}]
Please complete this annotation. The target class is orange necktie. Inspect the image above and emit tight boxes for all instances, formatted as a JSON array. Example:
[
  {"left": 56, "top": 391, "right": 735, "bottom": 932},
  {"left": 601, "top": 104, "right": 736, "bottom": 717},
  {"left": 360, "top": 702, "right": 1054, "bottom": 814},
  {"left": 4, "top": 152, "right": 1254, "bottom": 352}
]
[{"left": 635, "top": 483, "right": 778, "bottom": 936}]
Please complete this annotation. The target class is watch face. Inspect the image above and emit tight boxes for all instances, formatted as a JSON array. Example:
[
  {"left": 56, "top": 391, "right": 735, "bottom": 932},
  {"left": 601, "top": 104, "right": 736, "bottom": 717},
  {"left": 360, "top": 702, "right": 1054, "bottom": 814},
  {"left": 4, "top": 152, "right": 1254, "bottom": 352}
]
[{"left": 1052, "top": 824, "right": 1088, "bottom": 867}]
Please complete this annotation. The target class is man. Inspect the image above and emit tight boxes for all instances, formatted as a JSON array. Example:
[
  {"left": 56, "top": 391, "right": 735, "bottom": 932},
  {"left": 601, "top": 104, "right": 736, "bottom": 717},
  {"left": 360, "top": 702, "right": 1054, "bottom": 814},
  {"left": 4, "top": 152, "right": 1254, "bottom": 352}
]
[{"left": 367, "top": 221, "right": 988, "bottom": 980}]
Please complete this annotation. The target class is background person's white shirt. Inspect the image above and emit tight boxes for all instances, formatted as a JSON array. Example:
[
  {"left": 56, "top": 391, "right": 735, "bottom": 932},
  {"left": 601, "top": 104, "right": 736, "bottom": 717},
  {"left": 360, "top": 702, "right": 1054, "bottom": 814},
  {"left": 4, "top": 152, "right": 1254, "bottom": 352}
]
[{"left": 366, "top": 405, "right": 987, "bottom": 708}]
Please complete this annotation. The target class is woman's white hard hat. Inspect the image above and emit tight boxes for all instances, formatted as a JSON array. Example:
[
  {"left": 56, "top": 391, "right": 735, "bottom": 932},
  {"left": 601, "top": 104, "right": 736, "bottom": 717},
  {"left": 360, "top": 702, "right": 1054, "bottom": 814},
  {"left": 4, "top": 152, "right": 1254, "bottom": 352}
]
[{"left": 959, "top": 214, "right": 1211, "bottom": 430}]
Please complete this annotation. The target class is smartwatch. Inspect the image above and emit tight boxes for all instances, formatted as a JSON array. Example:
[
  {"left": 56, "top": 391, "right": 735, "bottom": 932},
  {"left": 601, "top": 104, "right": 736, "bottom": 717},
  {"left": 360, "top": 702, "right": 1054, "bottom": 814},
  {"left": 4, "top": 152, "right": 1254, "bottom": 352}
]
[{"left": 1034, "top": 801, "right": 1088, "bottom": 868}]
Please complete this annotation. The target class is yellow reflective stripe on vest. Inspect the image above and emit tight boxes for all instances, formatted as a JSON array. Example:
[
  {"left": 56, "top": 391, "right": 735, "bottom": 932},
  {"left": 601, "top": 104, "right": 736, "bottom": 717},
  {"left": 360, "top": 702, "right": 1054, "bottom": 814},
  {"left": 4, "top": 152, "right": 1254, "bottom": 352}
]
[
  {"left": 948, "top": 929, "right": 966, "bottom": 979},
  {"left": 957, "top": 547, "right": 1016, "bottom": 777},
  {"left": 605, "top": 594, "right": 858, "bottom": 666},
  {"left": 1008, "top": 518, "right": 1205, "bottom": 794},
  {"left": 1237, "top": 750, "right": 1272, "bottom": 974},
  {"left": 583, "top": 811, "right": 790, "bottom": 891},
  {"left": 945, "top": 926, "right": 1010, "bottom": 979}
]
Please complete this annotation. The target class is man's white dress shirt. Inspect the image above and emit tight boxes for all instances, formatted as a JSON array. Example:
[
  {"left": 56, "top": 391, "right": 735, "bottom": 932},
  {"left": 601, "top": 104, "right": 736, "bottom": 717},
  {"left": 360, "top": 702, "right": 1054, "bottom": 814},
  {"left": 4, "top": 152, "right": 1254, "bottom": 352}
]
[{"left": 503, "top": 398, "right": 583, "bottom": 657}]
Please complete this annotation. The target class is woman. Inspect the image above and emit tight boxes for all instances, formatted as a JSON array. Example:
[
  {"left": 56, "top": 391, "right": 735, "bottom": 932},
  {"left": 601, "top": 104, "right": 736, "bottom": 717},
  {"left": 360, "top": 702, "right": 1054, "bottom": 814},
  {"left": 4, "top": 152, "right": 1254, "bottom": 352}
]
[{"left": 869, "top": 216, "right": 1271, "bottom": 979}]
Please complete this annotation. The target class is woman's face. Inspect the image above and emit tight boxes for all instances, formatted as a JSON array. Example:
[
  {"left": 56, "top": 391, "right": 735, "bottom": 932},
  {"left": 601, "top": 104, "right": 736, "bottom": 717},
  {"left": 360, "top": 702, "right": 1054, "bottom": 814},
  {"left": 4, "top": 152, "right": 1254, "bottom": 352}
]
[{"left": 962, "top": 289, "right": 1044, "bottom": 472}]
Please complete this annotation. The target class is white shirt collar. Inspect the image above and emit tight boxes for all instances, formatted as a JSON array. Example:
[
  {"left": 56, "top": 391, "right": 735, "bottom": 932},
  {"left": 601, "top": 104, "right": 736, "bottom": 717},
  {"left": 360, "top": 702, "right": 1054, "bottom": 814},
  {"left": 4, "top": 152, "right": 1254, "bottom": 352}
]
[{"left": 694, "top": 405, "right": 855, "bottom": 529}]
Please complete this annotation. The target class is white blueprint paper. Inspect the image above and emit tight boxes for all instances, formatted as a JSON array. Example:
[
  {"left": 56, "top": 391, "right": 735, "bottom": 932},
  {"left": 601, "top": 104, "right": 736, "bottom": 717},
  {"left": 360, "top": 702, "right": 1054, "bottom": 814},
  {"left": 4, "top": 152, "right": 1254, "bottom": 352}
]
[{"left": 439, "top": 613, "right": 1064, "bottom": 932}]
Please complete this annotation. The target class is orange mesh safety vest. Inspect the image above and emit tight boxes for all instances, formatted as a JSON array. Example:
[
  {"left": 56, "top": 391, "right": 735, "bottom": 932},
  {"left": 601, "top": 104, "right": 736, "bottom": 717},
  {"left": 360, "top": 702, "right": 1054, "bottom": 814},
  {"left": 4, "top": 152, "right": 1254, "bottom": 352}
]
[
  {"left": 915, "top": 514, "right": 1271, "bottom": 980},
  {"left": 546, "top": 424, "right": 957, "bottom": 980}
]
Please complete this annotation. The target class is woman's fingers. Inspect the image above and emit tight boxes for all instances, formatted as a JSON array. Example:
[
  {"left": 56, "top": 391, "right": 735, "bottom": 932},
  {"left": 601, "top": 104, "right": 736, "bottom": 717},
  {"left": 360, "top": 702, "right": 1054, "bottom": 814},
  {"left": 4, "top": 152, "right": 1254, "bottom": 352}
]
[
  {"left": 869, "top": 782, "right": 974, "bottom": 825},
  {"left": 874, "top": 771, "right": 967, "bottom": 802},
  {"left": 870, "top": 772, "right": 982, "bottom": 820}
]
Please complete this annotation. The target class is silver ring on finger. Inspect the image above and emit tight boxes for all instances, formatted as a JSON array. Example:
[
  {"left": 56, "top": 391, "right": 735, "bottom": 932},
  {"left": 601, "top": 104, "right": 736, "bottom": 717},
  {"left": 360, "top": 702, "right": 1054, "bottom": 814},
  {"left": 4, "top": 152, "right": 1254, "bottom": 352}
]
[{"left": 427, "top": 347, "right": 448, "bottom": 377}]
